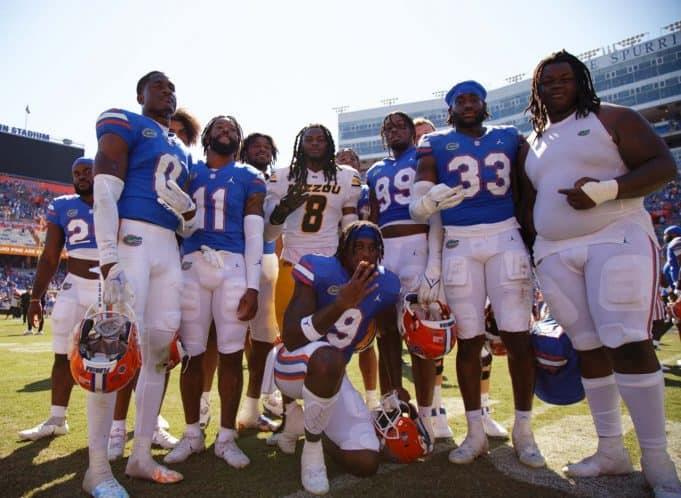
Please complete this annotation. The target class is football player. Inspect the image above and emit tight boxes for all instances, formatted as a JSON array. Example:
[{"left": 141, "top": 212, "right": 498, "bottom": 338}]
[
  {"left": 91, "top": 70, "right": 191, "bottom": 494},
  {"left": 235, "top": 132, "right": 281, "bottom": 429},
  {"left": 365, "top": 112, "right": 438, "bottom": 439},
  {"left": 164, "top": 116, "right": 265, "bottom": 469},
  {"left": 520, "top": 51, "right": 680, "bottom": 495},
  {"left": 18, "top": 158, "right": 99, "bottom": 442},
  {"left": 411, "top": 80, "right": 544, "bottom": 468},
  {"left": 275, "top": 221, "right": 403, "bottom": 495},
  {"left": 414, "top": 117, "right": 436, "bottom": 143}
]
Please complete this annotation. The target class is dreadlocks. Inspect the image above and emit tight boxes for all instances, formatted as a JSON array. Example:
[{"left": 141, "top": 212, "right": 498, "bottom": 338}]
[
  {"left": 335, "top": 221, "right": 384, "bottom": 263},
  {"left": 526, "top": 50, "right": 601, "bottom": 137},
  {"left": 380, "top": 111, "right": 416, "bottom": 153},
  {"left": 201, "top": 115, "right": 243, "bottom": 156},
  {"left": 287, "top": 124, "right": 337, "bottom": 186}
]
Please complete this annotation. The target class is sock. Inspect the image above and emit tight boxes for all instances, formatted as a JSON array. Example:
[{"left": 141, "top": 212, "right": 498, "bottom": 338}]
[
  {"left": 365, "top": 389, "right": 378, "bottom": 408},
  {"left": 185, "top": 423, "right": 201, "bottom": 438},
  {"left": 433, "top": 385, "right": 442, "bottom": 409},
  {"left": 513, "top": 409, "right": 532, "bottom": 437},
  {"left": 87, "top": 392, "right": 115, "bottom": 478},
  {"left": 201, "top": 391, "right": 211, "bottom": 404},
  {"left": 481, "top": 393, "right": 490, "bottom": 415},
  {"left": 582, "top": 375, "right": 622, "bottom": 438},
  {"left": 218, "top": 427, "right": 237, "bottom": 442},
  {"left": 465, "top": 409, "right": 484, "bottom": 438},
  {"left": 111, "top": 419, "right": 126, "bottom": 432},
  {"left": 50, "top": 405, "right": 67, "bottom": 419},
  {"left": 241, "top": 396, "right": 259, "bottom": 418},
  {"left": 615, "top": 371, "right": 667, "bottom": 449}
]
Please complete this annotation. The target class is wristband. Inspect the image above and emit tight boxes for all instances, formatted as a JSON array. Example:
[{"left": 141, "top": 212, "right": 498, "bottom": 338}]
[
  {"left": 579, "top": 179, "right": 618, "bottom": 205},
  {"left": 300, "top": 314, "right": 323, "bottom": 342}
]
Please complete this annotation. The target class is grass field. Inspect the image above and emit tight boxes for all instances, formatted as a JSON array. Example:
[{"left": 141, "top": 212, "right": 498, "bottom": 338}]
[{"left": 1, "top": 317, "right": 679, "bottom": 498}]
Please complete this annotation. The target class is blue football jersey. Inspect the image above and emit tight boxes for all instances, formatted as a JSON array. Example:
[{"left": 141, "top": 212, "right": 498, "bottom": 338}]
[
  {"left": 531, "top": 317, "right": 584, "bottom": 406},
  {"left": 366, "top": 146, "right": 418, "bottom": 227},
  {"left": 666, "top": 237, "right": 681, "bottom": 283},
  {"left": 46, "top": 194, "right": 96, "bottom": 254},
  {"left": 96, "top": 109, "right": 190, "bottom": 231},
  {"left": 416, "top": 127, "right": 520, "bottom": 226},
  {"left": 357, "top": 184, "right": 370, "bottom": 221},
  {"left": 292, "top": 254, "right": 400, "bottom": 361},
  {"left": 183, "top": 161, "right": 266, "bottom": 255}
]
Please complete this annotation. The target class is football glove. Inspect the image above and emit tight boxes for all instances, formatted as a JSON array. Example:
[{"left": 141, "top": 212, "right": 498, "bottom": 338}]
[
  {"left": 157, "top": 180, "right": 196, "bottom": 222},
  {"left": 102, "top": 263, "right": 135, "bottom": 305},
  {"left": 411, "top": 184, "right": 464, "bottom": 220},
  {"left": 417, "top": 267, "right": 442, "bottom": 304},
  {"left": 200, "top": 245, "right": 224, "bottom": 269}
]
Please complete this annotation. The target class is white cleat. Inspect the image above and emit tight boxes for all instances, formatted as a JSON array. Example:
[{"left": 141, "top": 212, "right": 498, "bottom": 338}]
[
  {"left": 107, "top": 426, "right": 127, "bottom": 461},
  {"left": 18, "top": 418, "right": 68, "bottom": 441},
  {"left": 152, "top": 427, "right": 179, "bottom": 449},
  {"left": 563, "top": 448, "right": 633, "bottom": 477},
  {"left": 512, "top": 432, "right": 546, "bottom": 468},
  {"left": 263, "top": 390, "right": 284, "bottom": 418},
  {"left": 236, "top": 409, "right": 260, "bottom": 430},
  {"left": 266, "top": 403, "right": 304, "bottom": 454},
  {"left": 301, "top": 440, "right": 329, "bottom": 495},
  {"left": 449, "top": 434, "right": 489, "bottom": 464},
  {"left": 157, "top": 415, "right": 170, "bottom": 430},
  {"left": 23, "top": 329, "right": 33, "bottom": 336},
  {"left": 431, "top": 407, "right": 453, "bottom": 439},
  {"left": 164, "top": 433, "right": 205, "bottom": 464},
  {"left": 482, "top": 413, "right": 509, "bottom": 439},
  {"left": 642, "top": 452, "right": 681, "bottom": 498},
  {"left": 83, "top": 469, "right": 129, "bottom": 498},
  {"left": 199, "top": 396, "right": 211, "bottom": 430},
  {"left": 215, "top": 433, "right": 250, "bottom": 469}
]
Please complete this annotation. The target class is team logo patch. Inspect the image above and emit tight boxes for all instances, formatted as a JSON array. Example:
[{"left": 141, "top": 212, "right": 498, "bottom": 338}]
[
  {"left": 446, "top": 239, "right": 459, "bottom": 249},
  {"left": 578, "top": 129, "right": 591, "bottom": 136},
  {"left": 67, "top": 209, "right": 78, "bottom": 218},
  {"left": 182, "top": 261, "right": 192, "bottom": 270},
  {"left": 327, "top": 285, "right": 340, "bottom": 296},
  {"left": 142, "top": 128, "right": 157, "bottom": 138},
  {"left": 445, "top": 142, "right": 460, "bottom": 151},
  {"left": 62, "top": 282, "right": 72, "bottom": 290},
  {"left": 122, "top": 234, "right": 143, "bottom": 246}
]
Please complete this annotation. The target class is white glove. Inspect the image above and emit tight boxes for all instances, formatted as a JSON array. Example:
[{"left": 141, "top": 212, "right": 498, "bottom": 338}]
[
  {"left": 102, "top": 263, "right": 135, "bottom": 305},
  {"left": 200, "top": 245, "right": 224, "bottom": 269},
  {"left": 157, "top": 180, "right": 195, "bottom": 222},
  {"left": 410, "top": 184, "right": 464, "bottom": 221},
  {"left": 418, "top": 266, "right": 442, "bottom": 304}
]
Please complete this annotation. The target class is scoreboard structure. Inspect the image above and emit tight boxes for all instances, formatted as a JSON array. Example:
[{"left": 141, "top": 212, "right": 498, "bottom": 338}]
[{"left": 0, "top": 123, "right": 84, "bottom": 184}]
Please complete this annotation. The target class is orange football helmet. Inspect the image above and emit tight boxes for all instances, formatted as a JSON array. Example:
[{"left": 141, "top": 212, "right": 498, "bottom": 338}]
[
  {"left": 164, "top": 332, "right": 187, "bottom": 372},
  {"left": 669, "top": 299, "right": 681, "bottom": 322},
  {"left": 399, "top": 293, "right": 456, "bottom": 360},
  {"left": 373, "top": 391, "right": 432, "bottom": 463},
  {"left": 70, "top": 303, "right": 141, "bottom": 393}
]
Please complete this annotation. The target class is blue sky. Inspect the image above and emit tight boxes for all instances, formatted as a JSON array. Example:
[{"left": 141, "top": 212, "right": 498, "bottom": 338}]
[{"left": 0, "top": 0, "right": 678, "bottom": 162}]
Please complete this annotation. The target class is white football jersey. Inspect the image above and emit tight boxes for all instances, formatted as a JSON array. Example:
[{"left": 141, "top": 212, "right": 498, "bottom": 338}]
[{"left": 265, "top": 164, "right": 362, "bottom": 263}]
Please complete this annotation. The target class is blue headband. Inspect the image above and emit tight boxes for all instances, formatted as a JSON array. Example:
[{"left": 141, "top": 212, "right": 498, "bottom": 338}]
[
  {"left": 351, "top": 225, "right": 380, "bottom": 243},
  {"left": 445, "top": 80, "right": 487, "bottom": 108},
  {"left": 71, "top": 157, "right": 93, "bottom": 171},
  {"left": 664, "top": 225, "right": 681, "bottom": 237}
]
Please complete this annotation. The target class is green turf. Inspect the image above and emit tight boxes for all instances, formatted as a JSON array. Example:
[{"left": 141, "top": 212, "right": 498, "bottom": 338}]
[{"left": 1, "top": 317, "right": 679, "bottom": 497}]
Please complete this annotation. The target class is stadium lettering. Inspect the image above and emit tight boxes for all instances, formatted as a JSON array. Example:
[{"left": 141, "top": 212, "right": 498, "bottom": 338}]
[
  {"left": 0, "top": 123, "right": 50, "bottom": 142},
  {"left": 607, "top": 33, "right": 677, "bottom": 65}
]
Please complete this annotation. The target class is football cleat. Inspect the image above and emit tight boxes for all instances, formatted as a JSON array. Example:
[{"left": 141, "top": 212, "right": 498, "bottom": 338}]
[
  {"left": 398, "top": 293, "right": 456, "bottom": 360},
  {"left": 163, "top": 432, "right": 205, "bottom": 464},
  {"left": 125, "top": 458, "right": 183, "bottom": 484},
  {"left": 266, "top": 403, "right": 304, "bottom": 454},
  {"left": 263, "top": 390, "right": 284, "bottom": 418},
  {"left": 482, "top": 411, "right": 508, "bottom": 439},
  {"left": 373, "top": 392, "right": 432, "bottom": 463},
  {"left": 199, "top": 396, "right": 211, "bottom": 430},
  {"left": 563, "top": 448, "right": 633, "bottom": 477},
  {"left": 70, "top": 303, "right": 141, "bottom": 393},
  {"left": 448, "top": 433, "right": 489, "bottom": 464},
  {"left": 301, "top": 440, "right": 329, "bottom": 495},
  {"left": 512, "top": 432, "right": 546, "bottom": 468},
  {"left": 642, "top": 451, "right": 681, "bottom": 498},
  {"left": 157, "top": 415, "right": 170, "bottom": 431},
  {"left": 107, "top": 426, "right": 127, "bottom": 461},
  {"left": 431, "top": 407, "right": 453, "bottom": 439},
  {"left": 23, "top": 329, "right": 33, "bottom": 336},
  {"left": 18, "top": 418, "right": 69, "bottom": 441},
  {"left": 152, "top": 427, "right": 179, "bottom": 449},
  {"left": 215, "top": 432, "right": 250, "bottom": 469},
  {"left": 83, "top": 469, "right": 129, "bottom": 498}
]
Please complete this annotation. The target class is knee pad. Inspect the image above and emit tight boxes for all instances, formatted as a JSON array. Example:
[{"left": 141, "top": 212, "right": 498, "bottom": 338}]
[
  {"left": 302, "top": 385, "right": 340, "bottom": 436},
  {"left": 443, "top": 256, "right": 469, "bottom": 292},
  {"left": 599, "top": 255, "right": 651, "bottom": 312}
]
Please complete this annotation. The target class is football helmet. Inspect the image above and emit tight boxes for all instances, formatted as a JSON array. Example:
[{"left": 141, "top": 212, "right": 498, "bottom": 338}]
[
  {"left": 373, "top": 391, "right": 432, "bottom": 463},
  {"left": 669, "top": 299, "right": 681, "bottom": 322},
  {"left": 70, "top": 303, "right": 141, "bottom": 393},
  {"left": 484, "top": 305, "right": 507, "bottom": 355},
  {"left": 398, "top": 293, "right": 456, "bottom": 359},
  {"left": 164, "top": 332, "right": 187, "bottom": 372}
]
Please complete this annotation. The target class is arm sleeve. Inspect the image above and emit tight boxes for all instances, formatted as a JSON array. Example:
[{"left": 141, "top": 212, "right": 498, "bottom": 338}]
[
  {"left": 244, "top": 214, "right": 264, "bottom": 291},
  {"left": 93, "top": 174, "right": 124, "bottom": 266}
]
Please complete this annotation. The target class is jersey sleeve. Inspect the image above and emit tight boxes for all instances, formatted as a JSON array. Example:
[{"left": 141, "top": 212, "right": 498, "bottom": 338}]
[
  {"left": 45, "top": 199, "right": 61, "bottom": 226},
  {"left": 415, "top": 134, "right": 434, "bottom": 160},
  {"left": 292, "top": 254, "right": 318, "bottom": 287},
  {"left": 264, "top": 167, "right": 289, "bottom": 217},
  {"left": 344, "top": 168, "right": 363, "bottom": 208},
  {"left": 95, "top": 108, "right": 136, "bottom": 146},
  {"left": 245, "top": 168, "right": 267, "bottom": 199}
]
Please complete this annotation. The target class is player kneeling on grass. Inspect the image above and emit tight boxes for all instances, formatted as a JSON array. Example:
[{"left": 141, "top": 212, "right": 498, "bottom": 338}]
[{"left": 274, "top": 221, "right": 405, "bottom": 495}]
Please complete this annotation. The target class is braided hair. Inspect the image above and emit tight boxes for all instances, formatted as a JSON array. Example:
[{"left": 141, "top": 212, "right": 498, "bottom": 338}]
[
  {"left": 200, "top": 115, "right": 243, "bottom": 156},
  {"left": 526, "top": 50, "right": 601, "bottom": 137},
  {"left": 380, "top": 111, "right": 416, "bottom": 153},
  {"left": 287, "top": 124, "right": 337, "bottom": 186},
  {"left": 335, "top": 221, "right": 384, "bottom": 263}
]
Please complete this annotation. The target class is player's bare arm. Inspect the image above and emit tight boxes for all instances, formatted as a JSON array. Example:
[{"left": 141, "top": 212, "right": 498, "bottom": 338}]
[
  {"left": 368, "top": 189, "right": 380, "bottom": 225},
  {"left": 236, "top": 191, "right": 265, "bottom": 321},
  {"left": 558, "top": 105, "right": 676, "bottom": 210},
  {"left": 28, "top": 222, "right": 65, "bottom": 325},
  {"left": 283, "top": 261, "right": 378, "bottom": 351},
  {"left": 515, "top": 144, "right": 537, "bottom": 255},
  {"left": 374, "top": 306, "right": 408, "bottom": 401}
]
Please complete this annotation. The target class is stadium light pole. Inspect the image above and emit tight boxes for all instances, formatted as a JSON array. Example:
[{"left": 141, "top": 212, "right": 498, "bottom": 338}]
[
  {"left": 332, "top": 105, "right": 349, "bottom": 114},
  {"left": 380, "top": 97, "right": 398, "bottom": 107}
]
